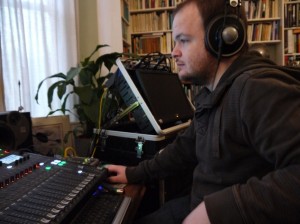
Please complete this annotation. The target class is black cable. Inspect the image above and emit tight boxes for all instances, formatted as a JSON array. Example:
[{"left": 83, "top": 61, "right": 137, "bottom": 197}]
[{"left": 211, "top": 0, "right": 228, "bottom": 89}]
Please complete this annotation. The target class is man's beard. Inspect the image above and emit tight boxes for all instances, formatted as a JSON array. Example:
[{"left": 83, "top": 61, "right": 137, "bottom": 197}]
[{"left": 179, "top": 59, "right": 216, "bottom": 86}]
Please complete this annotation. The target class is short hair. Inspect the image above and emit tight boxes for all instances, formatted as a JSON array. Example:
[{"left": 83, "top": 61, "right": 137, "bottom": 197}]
[{"left": 173, "top": 0, "right": 249, "bottom": 54}]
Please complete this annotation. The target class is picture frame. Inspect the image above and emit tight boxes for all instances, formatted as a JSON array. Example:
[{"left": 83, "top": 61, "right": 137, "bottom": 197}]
[{"left": 31, "top": 115, "right": 73, "bottom": 156}]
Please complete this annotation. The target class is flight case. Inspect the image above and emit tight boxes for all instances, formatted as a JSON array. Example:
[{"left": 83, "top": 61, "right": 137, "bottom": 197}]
[
  {"left": 93, "top": 125, "right": 179, "bottom": 166},
  {"left": 93, "top": 58, "right": 194, "bottom": 165}
]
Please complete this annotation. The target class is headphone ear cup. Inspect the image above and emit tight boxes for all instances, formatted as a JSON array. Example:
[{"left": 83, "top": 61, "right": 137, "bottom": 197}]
[{"left": 205, "top": 15, "right": 246, "bottom": 58}]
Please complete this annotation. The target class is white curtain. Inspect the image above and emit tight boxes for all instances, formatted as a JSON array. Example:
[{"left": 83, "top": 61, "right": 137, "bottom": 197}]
[
  {"left": 0, "top": 0, "right": 78, "bottom": 120},
  {"left": 0, "top": 36, "right": 5, "bottom": 112}
]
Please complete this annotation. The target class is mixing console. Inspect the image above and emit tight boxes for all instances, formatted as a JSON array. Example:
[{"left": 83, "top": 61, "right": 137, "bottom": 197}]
[{"left": 0, "top": 150, "right": 110, "bottom": 223}]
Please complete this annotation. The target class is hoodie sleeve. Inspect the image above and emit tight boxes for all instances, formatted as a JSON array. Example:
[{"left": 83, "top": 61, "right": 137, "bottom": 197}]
[{"left": 126, "top": 121, "right": 198, "bottom": 184}]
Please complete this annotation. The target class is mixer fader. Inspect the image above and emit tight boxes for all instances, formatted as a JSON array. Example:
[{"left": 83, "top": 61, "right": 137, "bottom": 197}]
[{"left": 0, "top": 150, "right": 109, "bottom": 223}]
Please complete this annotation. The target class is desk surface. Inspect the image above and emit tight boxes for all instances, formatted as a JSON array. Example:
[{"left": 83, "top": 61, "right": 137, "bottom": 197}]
[{"left": 122, "top": 184, "right": 146, "bottom": 224}]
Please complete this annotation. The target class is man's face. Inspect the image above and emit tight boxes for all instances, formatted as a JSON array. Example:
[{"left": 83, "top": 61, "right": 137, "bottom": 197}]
[{"left": 172, "top": 3, "right": 216, "bottom": 85}]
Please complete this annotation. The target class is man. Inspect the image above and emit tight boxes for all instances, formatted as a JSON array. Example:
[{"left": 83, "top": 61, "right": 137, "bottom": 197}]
[{"left": 107, "top": 0, "right": 300, "bottom": 223}]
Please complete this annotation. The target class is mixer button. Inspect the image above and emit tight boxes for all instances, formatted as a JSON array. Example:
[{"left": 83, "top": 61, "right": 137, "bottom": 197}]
[
  {"left": 79, "top": 183, "right": 87, "bottom": 188},
  {"left": 46, "top": 213, "right": 56, "bottom": 219},
  {"left": 60, "top": 200, "right": 69, "bottom": 205},
  {"left": 72, "top": 189, "right": 80, "bottom": 194},
  {"left": 56, "top": 204, "right": 66, "bottom": 209},
  {"left": 41, "top": 218, "right": 51, "bottom": 223},
  {"left": 69, "top": 192, "right": 77, "bottom": 197},
  {"left": 75, "top": 186, "right": 83, "bottom": 191},
  {"left": 51, "top": 208, "right": 60, "bottom": 214},
  {"left": 64, "top": 196, "right": 73, "bottom": 201}
]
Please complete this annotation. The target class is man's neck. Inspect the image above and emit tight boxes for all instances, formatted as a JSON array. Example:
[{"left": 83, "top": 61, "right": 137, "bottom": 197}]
[{"left": 208, "top": 55, "right": 239, "bottom": 91}]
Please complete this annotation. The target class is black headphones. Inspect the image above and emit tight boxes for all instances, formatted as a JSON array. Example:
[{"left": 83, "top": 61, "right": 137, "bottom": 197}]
[{"left": 205, "top": 0, "right": 246, "bottom": 58}]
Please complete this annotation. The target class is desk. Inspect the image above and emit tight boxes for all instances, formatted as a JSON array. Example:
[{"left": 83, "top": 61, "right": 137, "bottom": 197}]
[{"left": 122, "top": 184, "right": 146, "bottom": 224}]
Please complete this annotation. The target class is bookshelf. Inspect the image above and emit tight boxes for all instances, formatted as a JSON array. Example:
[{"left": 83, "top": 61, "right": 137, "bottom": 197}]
[
  {"left": 243, "top": 0, "right": 283, "bottom": 65},
  {"left": 283, "top": 0, "right": 300, "bottom": 66},
  {"left": 124, "top": 0, "right": 284, "bottom": 103},
  {"left": 129, "top": 0, "right": 182, "bottom": 56},
  {"left": 121, "top": 0, "right": 131, "bottom": 53},
  {"left": 127, "top": 0, "right": 283, "bottom": 65}
]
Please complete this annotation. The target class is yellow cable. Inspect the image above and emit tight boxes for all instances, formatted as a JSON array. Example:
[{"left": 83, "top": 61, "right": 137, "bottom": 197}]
[
  {"left": 93, "top": 88, "right": 108, "bottom": 158},
  {"left": 64, "top": 146, "right": 77, "bottom": 158},
  {"left": 91, "top": 137, "right": 100, "bottom": 158},
  {"left": 98, "top": 88, "right": 108, "bottom": 129}
]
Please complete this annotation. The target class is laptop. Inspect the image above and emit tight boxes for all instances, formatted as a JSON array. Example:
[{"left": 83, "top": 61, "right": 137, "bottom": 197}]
[{"left": 114, "top": 58, "right": 194, "bottom": 135}]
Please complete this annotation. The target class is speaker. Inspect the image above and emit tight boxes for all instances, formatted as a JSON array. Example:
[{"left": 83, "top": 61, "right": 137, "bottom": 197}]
[
  {"left": 0, "top": 111, "right": 33, "bottom": 150},
  {"left": 205, "top": 1, "right": 246, "bottom": 58}
]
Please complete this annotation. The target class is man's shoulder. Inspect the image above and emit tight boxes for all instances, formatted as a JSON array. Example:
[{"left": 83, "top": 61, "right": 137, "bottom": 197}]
[{"left": 234, "top": 64, "right": 300, "bottom": 84}]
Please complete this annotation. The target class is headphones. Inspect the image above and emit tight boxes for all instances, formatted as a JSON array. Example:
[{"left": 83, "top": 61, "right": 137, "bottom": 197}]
[{"left": 205, "top": 0, "right": 246, "bottom": 58}]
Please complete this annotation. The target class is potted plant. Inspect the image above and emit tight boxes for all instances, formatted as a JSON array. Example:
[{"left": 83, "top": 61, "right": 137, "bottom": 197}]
[{"left": 35, "top": 44, "right": 124, "bottom": 139}]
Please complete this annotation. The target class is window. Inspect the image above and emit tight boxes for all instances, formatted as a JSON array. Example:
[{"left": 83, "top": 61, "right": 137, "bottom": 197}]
[{"left": 0, "top": 0, "right": 78, "bottom": 120}]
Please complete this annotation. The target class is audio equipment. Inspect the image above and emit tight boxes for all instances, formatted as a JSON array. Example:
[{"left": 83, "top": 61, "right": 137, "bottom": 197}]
[
  {"left": 0, "top": 111, "right": 33, "bottom": 150},
  {"left": 0, "top": 151, "right": 130, "bottom": 223},
  {"left": 205, "top": 0, "right": 246, "bottom": 58}
]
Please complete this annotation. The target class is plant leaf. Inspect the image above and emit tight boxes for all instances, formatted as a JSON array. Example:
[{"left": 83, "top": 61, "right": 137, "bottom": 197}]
[
  {"left": 74, "top": 86, "right": 95, "bottom": 105},
  {"left": 66, "top": 67, "right": 81, "bottom": 82},
  {"left": 96, "top": 76, "right": 107, "bottom": 89},
  {"left": 81, "top": 44, "right": 109, "bottom": 66},
  {"left": 57, "top": 82, "right": 67, "bottom": 99},
  {"left": 95, "top": 52, "right": 122, "bottom": 71},
  {"left": 47, "top": 81, "right": 67, "bottom": 109},
  {"left": 82, "top": 97, "right": 99, "bottom": 124},
  {"left": 35, "top": 72, "right": 66, "bottom": 103},
  {"left": 104, "top": 52, "right": 123, "bottom": 71},
  {"left": 47, "top": 108, "right": 72, "bottom": 116},
  {"left": 79, "top": 66, "right": 95, "bottom": 85},
  {"left": 60, "top": 91, "right": 74, "bottom": 114}
]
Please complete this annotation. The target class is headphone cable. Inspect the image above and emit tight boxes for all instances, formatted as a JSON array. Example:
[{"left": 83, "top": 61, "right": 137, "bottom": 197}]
[{"left": 211, "top": 0, "right": 228, "bottom": 90}]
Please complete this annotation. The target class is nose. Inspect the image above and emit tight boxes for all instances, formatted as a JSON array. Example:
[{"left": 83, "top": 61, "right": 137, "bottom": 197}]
[{"left": 171, "top": 43, "right": 181, "bottom": 59}]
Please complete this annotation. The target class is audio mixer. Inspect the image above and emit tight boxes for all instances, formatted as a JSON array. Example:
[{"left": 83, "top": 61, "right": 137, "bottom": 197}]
[{"left": 0, "top": 150, "right": 115, "bottom": 223}]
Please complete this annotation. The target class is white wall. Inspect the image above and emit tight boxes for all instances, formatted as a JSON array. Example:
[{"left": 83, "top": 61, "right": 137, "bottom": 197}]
[
  {"left": 77, "top": 0, "right": 123, "bottom": 61},
  {"left": 97, "top": 0, "right": 123, "bottom": 54},
  {"left": 77, "top": 0, "right": 99, "bottom": 60}
]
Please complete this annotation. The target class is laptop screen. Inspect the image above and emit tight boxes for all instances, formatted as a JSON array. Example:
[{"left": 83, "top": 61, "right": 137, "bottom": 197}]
[
  {"left": 114, "top": 58, "right": 194, "bottom": 135},
  {"left": 133, "top": 69, "right": 194, "bottom": 128}
]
